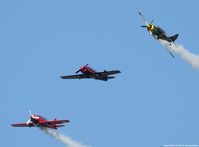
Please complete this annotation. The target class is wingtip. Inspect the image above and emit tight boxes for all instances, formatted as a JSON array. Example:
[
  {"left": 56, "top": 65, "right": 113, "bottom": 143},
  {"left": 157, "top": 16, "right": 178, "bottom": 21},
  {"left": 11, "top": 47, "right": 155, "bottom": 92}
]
[{"left": 65, "top": 119, "right": 70, "bottom": 123}]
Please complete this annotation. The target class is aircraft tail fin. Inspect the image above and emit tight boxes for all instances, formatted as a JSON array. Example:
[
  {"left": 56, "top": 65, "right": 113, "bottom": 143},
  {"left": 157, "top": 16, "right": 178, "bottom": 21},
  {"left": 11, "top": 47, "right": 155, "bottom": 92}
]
[{"left": 170, "top": 34, "right": 178, "bottom": 42}]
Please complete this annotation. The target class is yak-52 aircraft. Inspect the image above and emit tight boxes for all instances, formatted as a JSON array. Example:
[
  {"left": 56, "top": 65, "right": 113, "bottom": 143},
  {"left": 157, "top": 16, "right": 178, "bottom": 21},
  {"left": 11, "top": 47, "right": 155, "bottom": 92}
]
[
  {"left": 60, "top": 64, "right": 121, "bottom": 81},
  {"left": 11, "top": 111, "right": 70, "bottom": 129},
  {"left": 138, "top": 11, "right": 179, "bottom": 58}
]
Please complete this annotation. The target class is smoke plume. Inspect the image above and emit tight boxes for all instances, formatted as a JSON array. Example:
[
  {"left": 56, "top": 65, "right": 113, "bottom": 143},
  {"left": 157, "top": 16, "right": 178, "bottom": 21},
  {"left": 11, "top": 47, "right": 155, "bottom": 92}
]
[
  {"left": 159, "top": 39, "right": 199, "bottom": 69},
  {"left": 39, "top": 127, "right": 90, "bottom": 147}
]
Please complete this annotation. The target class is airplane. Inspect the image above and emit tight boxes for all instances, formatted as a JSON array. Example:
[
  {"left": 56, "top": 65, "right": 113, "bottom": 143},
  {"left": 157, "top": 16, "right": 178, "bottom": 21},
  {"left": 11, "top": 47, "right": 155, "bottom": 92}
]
[
  {"left": 11, "top": 111, "right": 70, "bottom": 129},
  {"left": 138, "top": 11, "right": 178, "bottom": 58},
  {"left": 60, "top": 64, "right": 121, "bottom": 81}
]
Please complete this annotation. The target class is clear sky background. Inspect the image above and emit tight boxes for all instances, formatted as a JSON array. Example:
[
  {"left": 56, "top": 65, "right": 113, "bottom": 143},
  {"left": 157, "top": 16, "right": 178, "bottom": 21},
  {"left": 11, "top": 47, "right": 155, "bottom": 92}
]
[{"left": 1, "top": 0, "right": 199, "bottom": 147}]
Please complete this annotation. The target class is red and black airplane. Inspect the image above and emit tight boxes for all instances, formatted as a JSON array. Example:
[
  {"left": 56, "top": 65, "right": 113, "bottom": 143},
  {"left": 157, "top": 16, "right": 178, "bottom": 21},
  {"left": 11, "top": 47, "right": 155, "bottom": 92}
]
[
  {"left": 60, "top": 64, "right": 121, "bottom": 81},
  {"left": 11, "top": 111, "right": 70, "bottom": 129}
]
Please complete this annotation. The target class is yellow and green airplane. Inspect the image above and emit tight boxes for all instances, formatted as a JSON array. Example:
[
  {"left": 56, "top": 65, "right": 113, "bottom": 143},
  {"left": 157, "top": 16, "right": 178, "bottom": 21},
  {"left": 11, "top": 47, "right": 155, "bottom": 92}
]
[{"left": 138, "top": 11, "right": 178, "bottom": 57}]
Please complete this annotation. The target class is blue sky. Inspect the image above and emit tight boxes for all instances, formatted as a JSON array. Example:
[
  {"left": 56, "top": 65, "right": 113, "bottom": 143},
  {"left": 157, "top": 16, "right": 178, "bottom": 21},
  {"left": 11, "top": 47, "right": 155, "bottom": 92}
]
[{"left": 1, "top": 0, "right": 199, "bottom": 147}]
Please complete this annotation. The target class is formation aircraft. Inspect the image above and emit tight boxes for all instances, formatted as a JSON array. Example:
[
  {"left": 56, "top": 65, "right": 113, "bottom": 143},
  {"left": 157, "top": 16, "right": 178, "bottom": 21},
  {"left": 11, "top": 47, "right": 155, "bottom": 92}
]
[
  {"left": 138, "top": 11, "right": 179, "bottom": 58},
  {"left": 11, "top": 111, "right": 70, "bottom": 129},
  {"left": 60, "top": 64, "right": 121, "bottom": 81}
]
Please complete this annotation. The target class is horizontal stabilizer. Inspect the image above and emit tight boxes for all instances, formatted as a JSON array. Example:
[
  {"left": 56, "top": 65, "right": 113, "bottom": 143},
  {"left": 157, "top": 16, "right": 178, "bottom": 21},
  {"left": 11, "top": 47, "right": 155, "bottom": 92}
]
[
  {"left": 170, "top": 34, "right": 178, "bottom": 42},
  {"left": 107, "top": 76, "right": 115, "bottom": 79}
]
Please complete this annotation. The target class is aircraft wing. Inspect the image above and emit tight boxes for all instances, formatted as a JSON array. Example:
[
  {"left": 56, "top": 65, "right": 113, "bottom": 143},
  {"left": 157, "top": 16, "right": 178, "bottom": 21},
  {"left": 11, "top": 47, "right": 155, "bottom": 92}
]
[
  {"left": 60, "top": 74, "right": 86, "bottom": 79},
  {"left": 96, "top": 70, "right": 121, "bottom": 76},
  {"left": 11, "top": 122, "right": 34, "bottom": 127},
  {"left": 40, "top": 119, "right": 70, "bottom": 125}
]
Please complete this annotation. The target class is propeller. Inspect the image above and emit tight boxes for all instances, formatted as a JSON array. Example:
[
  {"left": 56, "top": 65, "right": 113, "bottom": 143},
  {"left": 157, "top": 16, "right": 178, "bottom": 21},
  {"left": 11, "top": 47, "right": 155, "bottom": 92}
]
[
  {"left": 75, "top": 69, "right": 81, "bottom": 74},
  {"left": 150, "top": 20, "right": 154, "bottom": 24},
  {"left": 26, "top": 110, "right": 32, "bottom": 124},
  {"left": 138, "top": 11, "right": 149, "bottom": 26},
  {"left": 75, "top": 64, "right": 89, "bottom": 74},
  {"left": 26, "top": 119, "right": 31, "bottom": 125},
  {"left": 138, "top": 11, "right": 154, "bottom": 29},
  {"left": 29, "top": 110, "right": 32, "bottom": 115}
]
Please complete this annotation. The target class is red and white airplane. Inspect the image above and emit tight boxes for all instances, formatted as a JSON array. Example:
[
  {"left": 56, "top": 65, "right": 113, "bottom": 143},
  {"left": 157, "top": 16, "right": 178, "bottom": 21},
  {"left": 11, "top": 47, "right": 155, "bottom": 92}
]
[
  {"left": 60, "top": 64, "right": 121, "bottom": 81},
  {"left": 11, "top": 111, "right": 70, "bottom": 129}
]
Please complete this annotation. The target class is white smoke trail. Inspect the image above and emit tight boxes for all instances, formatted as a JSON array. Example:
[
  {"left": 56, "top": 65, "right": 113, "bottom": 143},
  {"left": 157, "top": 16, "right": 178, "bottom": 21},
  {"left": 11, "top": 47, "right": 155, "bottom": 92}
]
[
  {"left": 39, "top": 127, "right": 90, "bottom": 147},
  {"left": 159, "top": 39, "right": 199, "bottom": 69}
]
